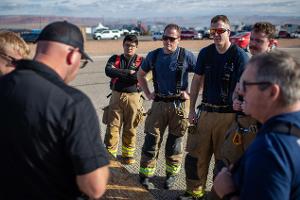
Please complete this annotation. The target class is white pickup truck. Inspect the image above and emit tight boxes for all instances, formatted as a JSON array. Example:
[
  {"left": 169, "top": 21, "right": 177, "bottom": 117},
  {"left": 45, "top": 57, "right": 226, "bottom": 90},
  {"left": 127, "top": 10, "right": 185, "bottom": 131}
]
[{"left": 93, "top": 30, "right": 121, "bottom": 40}]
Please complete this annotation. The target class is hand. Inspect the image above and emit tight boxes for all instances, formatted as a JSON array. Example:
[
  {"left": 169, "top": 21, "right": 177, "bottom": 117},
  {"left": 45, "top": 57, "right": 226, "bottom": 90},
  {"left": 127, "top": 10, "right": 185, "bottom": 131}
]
[
  {"left": 188, "top": 110, "right": 197, "bottom": 124},
  {"left": 232, "top": 99, "right": 243, "bottom": 111},
  {"left": 129, "top": 70, "right": 136, "bottom": 75},
  {"left": 213, "top": 167, "right": 237, "bottom": 198},
  {"left": 180, "top": 91, "right": 190, "bottom": 100},
  {"left": 146, "top": 92, "right": 156, "bottom": 100}
]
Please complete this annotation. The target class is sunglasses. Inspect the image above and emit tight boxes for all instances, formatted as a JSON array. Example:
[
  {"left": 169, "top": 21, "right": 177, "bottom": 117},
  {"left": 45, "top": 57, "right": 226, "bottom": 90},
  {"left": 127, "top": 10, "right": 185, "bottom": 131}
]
[
  {"left": 162, "top": 35, "right": 178, "bottom": 42},
  {"left": 80, "top": 60, "right": 88, "bottom": 69},
  {"left": 210, "top": 28, "right": 229, "bottom": 35},
  {"left": 69, "top": 48, "right": 89, "bottom": 69},
  {"left": 241, "top": 80, "right": 272, "bottom": 93}
]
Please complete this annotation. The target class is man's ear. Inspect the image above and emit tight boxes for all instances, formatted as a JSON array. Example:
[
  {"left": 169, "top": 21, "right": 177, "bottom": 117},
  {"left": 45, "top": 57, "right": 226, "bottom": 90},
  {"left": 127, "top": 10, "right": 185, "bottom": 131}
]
[
  {"left": 269, "top": 84, "right": 280, "bottom": 101},
  {"left": 66, "top": 48, "right": 78, "bottom": 65}
]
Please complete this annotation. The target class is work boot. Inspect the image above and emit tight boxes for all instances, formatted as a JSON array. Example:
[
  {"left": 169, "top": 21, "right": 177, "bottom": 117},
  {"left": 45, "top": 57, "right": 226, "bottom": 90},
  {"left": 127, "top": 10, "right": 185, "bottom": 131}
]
[
  {"left": 164, "top": 174, "right": 177, "bottom": 189},
  {"left": 121, "top": 157, "right": 136, "bottom": 165},
  {"left": 177, "top": 192, "right": 207, "bottom": 200},
  {"left": 139, "top": 177, "right": 155, "bottom": 190}
]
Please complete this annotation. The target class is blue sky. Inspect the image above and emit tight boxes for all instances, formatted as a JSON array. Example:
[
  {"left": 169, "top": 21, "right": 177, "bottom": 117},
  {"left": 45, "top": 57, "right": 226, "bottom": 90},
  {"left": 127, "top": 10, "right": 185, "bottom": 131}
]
[{"left": 0, "top": 0, "right": 299, "bottom": 18}]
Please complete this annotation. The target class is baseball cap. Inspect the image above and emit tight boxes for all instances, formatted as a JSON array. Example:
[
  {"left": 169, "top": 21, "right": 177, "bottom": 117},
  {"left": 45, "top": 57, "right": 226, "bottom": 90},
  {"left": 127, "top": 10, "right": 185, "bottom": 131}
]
[{"left": 37, "top": 21, "right": 93, "bottom": 62}]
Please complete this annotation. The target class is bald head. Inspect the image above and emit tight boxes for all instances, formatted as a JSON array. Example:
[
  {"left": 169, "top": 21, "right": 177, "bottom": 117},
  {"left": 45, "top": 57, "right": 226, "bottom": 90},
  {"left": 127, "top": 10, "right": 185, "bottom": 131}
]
[{"left": 34, "top": 41, "right": 82, "bottom": 83}]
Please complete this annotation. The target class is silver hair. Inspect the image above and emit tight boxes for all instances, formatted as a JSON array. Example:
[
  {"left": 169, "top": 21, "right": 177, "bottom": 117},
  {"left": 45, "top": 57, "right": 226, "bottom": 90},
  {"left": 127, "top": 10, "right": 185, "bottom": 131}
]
[{"left": 248, "top": 50, "right": 300, "bottom": 106}]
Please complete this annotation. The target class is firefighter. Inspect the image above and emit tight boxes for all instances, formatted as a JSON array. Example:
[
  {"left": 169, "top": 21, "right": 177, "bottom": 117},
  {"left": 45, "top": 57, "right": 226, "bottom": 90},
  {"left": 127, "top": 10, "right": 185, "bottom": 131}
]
[
  {"left": 178, "top": 15, "right": 249, "bottom": 200},
  {"left": 104, "top": 34, "right": 144, "bottom": 165},
  {"left": 137, "top": 24, "right": 196, "bottom": 190},
  {"left": 221, "top": 22, "right": 277, "bottom": 167}
]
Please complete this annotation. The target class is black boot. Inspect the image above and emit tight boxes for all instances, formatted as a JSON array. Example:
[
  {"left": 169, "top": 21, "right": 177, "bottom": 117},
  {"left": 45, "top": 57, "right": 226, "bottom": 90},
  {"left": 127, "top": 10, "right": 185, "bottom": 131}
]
[
  {"left": 164, "top": 174, "right": 177, "bottom": 189},
  {"left": 139, "top": 176, "right": 155, "bottom": 190}
]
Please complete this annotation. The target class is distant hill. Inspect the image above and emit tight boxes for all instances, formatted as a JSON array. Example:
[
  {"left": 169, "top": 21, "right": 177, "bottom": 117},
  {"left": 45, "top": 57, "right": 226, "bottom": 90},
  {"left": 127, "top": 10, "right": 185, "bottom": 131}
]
[{"left": 0, "top": 15, "right": 299, "bottom": 30}]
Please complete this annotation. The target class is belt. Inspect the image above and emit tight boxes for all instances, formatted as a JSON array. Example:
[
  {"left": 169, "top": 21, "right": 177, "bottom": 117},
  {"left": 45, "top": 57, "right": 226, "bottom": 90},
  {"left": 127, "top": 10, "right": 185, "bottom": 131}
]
[
  {"left": 198, "top": 103, "right": 234, "bottom": 113},
  {"left": 154, "top": 96, "right": 185, "bottom": 103}
]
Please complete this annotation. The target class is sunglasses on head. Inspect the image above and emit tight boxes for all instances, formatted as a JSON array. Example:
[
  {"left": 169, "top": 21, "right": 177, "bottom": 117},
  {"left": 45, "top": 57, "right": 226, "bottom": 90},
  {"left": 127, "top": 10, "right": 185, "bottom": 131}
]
[
  {"left": 162, "top": 35, "right": 178, "bottom": 42},
  {"left": 210, "top": 28, "right": 229, "bottom": 35}
]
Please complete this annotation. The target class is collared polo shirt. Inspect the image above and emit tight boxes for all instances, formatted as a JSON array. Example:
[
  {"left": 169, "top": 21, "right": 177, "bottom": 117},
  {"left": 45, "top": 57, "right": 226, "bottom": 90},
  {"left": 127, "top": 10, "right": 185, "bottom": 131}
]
[{"left": 0, "top": 60, "right": 109, "bottom": 199}]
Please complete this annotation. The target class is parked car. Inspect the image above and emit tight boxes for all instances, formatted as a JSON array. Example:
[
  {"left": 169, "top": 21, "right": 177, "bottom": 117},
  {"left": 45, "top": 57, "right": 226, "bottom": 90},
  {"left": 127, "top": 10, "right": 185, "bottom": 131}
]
[
  {"left": 291, "top": 31, "right": 300, "bottom": 38},
  {"left": 230, "top": 31, "right": 251, "bottom": 49},
  {"left": 93, "top": 29, "right": 121, "bottom": 40},
  {"left": 198, "top": 30, "right": 210, "bottom": 39},
  {"left": 152, "top": 32, "right": 163, "bottom": 41},
  {"left": 128, "top": 29, "right": 140, "bottom": 36},
  {"left": 93, "top": 28, "right": 108, "bottom": 34},
  {"left": 180, "top": 30, "right": 199, "bottom": 40},
  {"left": 119, "top": 28, "right": 129, "bottom": 36},
  {"left": 278, "top": 30, "right": 291, "bottom": 38},
  {"left": 194, "top": 31, "right": 203, "bottom": 40},
  {"left": 20, "top": 30, "right": 41, "bottom": 43}
]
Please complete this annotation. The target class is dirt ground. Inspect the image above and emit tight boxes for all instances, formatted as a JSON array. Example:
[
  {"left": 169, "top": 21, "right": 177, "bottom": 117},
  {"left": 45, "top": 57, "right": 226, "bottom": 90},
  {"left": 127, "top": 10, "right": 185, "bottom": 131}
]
[{"left": 28, "top": 38, "right": 300, "bottom": 57}]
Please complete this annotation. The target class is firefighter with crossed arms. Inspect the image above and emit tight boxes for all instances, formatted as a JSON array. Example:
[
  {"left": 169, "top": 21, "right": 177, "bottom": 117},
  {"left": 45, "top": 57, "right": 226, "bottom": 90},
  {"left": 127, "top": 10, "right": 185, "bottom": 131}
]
[{"left": 103, "top": 34, "right": 144, "bottom": 165}]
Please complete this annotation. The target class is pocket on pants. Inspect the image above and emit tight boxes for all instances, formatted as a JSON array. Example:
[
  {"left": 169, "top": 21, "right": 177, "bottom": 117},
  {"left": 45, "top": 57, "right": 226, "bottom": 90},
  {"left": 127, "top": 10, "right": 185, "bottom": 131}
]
[
  {"left": 102, "top": 105, "right": 109, "bottom": 124},
  {"left": 133, "top": 107, "right": 145, "bottom": 127},
  {"left": 177, "top": 118, "right": 189, "bottom": 137}
]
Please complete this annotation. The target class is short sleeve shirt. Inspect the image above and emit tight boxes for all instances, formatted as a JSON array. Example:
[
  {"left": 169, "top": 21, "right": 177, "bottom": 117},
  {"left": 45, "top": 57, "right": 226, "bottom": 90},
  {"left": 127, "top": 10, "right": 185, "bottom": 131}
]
[
  {"left": 195, "top": 44, "right": 248, "bottom": 105},
  {"left": 232, "top": 112, "right": 300, "bottom": 200},
  {"left": 0, "top": 60, "right": 109, "bottom": 199},
  {"left": 141, "top": 47, "right": 196, "bottom": 96}
]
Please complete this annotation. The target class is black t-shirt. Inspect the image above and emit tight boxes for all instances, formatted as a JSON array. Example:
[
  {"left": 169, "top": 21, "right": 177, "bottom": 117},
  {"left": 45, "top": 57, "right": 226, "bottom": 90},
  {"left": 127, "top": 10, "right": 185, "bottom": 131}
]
[{"left": 0, "top": 60, "right": 109, "bottom": 199}]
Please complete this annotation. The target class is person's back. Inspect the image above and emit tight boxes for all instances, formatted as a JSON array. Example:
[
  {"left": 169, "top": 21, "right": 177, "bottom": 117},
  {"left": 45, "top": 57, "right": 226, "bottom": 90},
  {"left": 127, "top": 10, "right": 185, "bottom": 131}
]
[
  {"left": 0, "top": 61, "right": 93, "bottom": 199},
  {"left": 0, "top": 21, "right": 109, "bottom": 200}
]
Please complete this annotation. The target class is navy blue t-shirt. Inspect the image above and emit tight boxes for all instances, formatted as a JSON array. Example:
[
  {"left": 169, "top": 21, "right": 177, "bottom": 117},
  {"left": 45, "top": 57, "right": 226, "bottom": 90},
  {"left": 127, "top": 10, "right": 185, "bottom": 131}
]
[
  {"left": 232, "top": 112, "right": 300, "bottom": 200},
  {"left": 141, "top": 47, "right": 196, "bottom": 96},
  {"left": 195, "top": 44, "right": 248, "bottom": 105}
]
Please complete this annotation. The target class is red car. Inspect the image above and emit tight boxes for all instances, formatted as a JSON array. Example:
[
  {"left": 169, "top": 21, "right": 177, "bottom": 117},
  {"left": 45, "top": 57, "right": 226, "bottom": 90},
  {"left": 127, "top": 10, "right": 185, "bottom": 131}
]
[
  {"left": 230, "top": 32, "right": 251, "bottom": 49},
  {"left": 181, "top": 30, "right": 198, "bottom": 40},
  {"left": 278, "top": 30, "right": 291, "bottom": 38}
]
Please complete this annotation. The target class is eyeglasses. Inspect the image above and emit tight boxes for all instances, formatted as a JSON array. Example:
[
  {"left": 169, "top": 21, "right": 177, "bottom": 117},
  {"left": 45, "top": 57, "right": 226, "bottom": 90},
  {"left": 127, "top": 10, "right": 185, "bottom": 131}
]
[
  {"left": 162, "top": 35, "right": 178, "bottom": 42},
  {"left": 210, "top": 28, "right": 229, "bottom": 35},
  {"left": 124, "top": 43, "right": 137, "bottom": 48},
  {"left": 69, "top": 48, "right": 89, "bottom": 69},
  {"left": 0, "top": 52, "right": 17, "bottom": 63},
  {"left": 241, "top": 80, "right": 272, "bottom": 93},
  {"left": 80, "top": 60, "right": 88, "bottom": 69}
]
